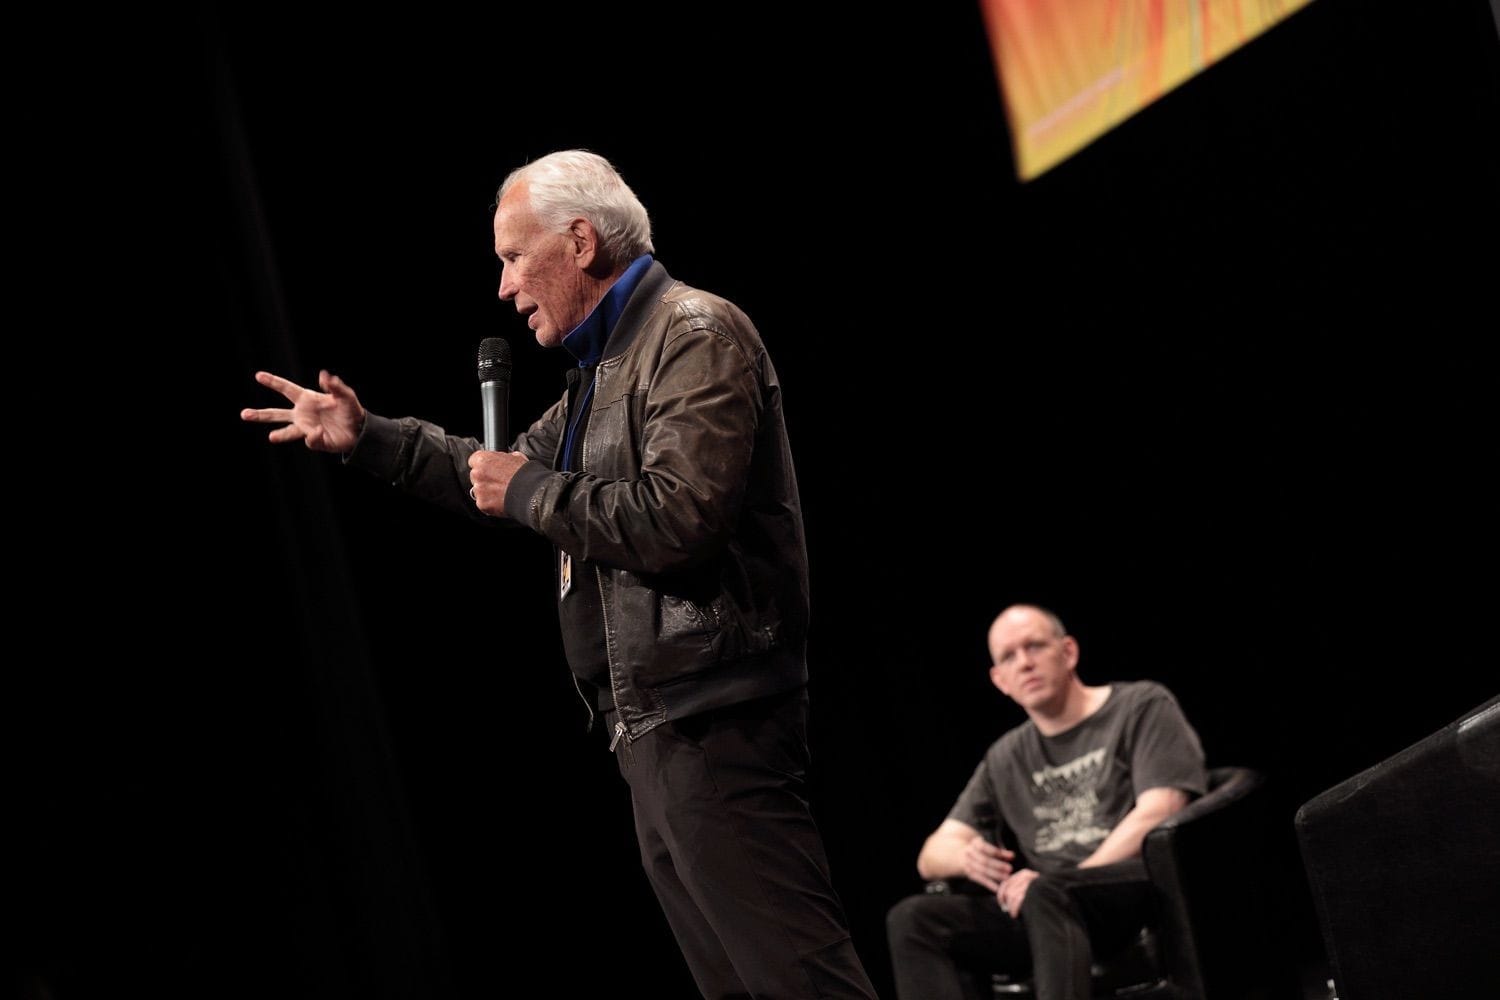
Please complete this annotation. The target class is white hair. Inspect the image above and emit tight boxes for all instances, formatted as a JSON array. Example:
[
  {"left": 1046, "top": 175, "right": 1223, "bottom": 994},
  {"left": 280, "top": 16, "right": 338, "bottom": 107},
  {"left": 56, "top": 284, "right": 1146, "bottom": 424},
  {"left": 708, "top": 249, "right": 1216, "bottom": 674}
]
[{"left": 496, "top": 150, "right": 654, "bottom": 264}]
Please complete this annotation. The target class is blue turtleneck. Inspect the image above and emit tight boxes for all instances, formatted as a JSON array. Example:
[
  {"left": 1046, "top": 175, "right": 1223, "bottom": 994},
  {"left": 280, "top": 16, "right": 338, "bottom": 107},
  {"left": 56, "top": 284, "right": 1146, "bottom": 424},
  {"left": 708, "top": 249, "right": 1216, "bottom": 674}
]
[{"left": 559, "top": 254, "right": 653, "bottom": 470}]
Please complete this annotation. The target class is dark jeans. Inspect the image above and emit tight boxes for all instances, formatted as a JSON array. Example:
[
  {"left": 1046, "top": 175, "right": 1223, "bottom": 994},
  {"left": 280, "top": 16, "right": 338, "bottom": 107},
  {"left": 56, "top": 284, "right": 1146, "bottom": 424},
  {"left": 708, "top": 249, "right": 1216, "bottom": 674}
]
[
  {"left": 609, "top": 688, "right": 878, "bottom": 1000},
  {"left": 886, "top": 860, "right": 1154, "bottom": 1000}
]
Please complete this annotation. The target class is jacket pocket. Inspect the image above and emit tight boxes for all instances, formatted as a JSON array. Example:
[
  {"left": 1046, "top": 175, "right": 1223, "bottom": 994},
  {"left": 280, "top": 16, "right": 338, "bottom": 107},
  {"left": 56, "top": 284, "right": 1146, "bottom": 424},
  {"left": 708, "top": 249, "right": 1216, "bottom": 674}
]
[{"left": 658, "top": 592, "right": 721, "bottom": 652}]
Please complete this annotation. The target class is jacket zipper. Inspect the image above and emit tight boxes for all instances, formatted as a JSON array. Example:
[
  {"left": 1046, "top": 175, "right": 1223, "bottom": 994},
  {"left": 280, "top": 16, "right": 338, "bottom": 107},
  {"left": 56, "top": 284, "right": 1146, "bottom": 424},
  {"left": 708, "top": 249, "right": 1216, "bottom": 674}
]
[{"left": 578, "top": 369, "right": 628, "bottom": 751}]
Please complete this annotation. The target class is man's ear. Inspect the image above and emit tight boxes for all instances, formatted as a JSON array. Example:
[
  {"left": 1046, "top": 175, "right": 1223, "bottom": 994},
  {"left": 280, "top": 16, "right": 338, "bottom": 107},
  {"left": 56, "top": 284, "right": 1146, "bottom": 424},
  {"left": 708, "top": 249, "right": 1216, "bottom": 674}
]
[
  {"left": 568, "top": 217, "right": 599, "bottom": 271},
  {"left": 1061, "top": 636, "right": 1080, "bottom": 672},
  {"left": 989, "top": 664, "right": 1011, "bottom": 696}
]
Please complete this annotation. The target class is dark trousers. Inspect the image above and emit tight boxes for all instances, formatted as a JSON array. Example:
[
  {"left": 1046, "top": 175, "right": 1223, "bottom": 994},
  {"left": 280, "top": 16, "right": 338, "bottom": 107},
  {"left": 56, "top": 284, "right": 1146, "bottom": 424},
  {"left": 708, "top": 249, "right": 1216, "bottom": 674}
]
[
  {"left": 610, "top": 689, "right": 878, "bottom": 1000},
  {"left": 886, "top": 860, "right": 1154, "bottom": 1000}
]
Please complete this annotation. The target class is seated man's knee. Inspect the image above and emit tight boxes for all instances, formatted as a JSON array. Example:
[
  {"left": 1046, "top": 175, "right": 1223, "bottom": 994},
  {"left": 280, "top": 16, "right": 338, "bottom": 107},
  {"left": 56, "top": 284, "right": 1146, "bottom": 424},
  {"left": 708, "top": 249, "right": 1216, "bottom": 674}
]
[
  {"left": 1022, "top": 873, "right": 1076, "bottom": 915},
  {"left": 886, "top": 894, "right": 939, "bottom": 945}
]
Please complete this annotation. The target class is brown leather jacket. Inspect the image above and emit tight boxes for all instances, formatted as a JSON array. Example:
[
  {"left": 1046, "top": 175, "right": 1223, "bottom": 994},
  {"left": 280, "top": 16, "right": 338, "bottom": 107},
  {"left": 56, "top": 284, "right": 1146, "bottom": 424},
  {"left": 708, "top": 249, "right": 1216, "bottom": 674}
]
[{"left": 349, "top": 262, "right": 809, "bottom": 746}]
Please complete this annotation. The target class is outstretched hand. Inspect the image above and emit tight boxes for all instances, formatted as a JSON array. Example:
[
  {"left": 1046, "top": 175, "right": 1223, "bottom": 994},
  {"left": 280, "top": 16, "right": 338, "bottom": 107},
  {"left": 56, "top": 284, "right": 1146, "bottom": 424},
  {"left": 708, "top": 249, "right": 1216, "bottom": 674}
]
[{"left": 241, "top": 370, "right": 366, "bottom": 453}]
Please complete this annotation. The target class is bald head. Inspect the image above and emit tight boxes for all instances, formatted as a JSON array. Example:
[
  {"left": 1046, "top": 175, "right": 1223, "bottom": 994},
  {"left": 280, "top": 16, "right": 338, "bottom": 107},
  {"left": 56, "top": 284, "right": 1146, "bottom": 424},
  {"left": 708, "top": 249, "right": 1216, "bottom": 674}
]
[{"left": 987, "top": 604, "right": 1066, "bottom": 654}]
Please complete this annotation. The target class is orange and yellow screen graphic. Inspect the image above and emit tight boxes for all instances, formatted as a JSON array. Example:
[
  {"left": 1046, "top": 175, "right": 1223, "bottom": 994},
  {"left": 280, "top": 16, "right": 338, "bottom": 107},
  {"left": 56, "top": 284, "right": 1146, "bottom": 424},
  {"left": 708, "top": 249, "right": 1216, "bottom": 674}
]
[{"left": 980, "top": 0, "right": 1317, "bottom": 179}]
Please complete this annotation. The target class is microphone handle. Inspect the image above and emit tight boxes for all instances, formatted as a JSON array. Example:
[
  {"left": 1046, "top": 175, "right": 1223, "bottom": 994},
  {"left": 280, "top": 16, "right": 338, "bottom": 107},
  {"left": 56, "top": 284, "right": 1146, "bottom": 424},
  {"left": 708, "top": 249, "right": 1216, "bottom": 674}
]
[{"left": 481, "top": 379, "right": 509, "bottom": 451}]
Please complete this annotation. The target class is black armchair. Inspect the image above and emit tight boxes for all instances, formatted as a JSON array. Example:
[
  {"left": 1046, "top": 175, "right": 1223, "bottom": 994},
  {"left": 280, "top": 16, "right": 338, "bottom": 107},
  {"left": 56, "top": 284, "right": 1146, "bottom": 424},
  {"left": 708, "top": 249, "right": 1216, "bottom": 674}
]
[
  {"left": 1295, "top": 694, "right": 1500, "bottom": 1000},
  {"left": 1140, "top": 765, "right": 1280, "bottom": 1000},
  {"left": 930, "top": 766, "right": 1279, "bottom": 999}
]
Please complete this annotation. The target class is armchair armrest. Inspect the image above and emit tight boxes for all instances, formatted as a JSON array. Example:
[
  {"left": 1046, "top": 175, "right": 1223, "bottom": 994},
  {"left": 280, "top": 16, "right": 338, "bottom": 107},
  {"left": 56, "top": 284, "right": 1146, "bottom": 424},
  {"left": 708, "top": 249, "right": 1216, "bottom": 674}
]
[
  {"left": 1150, "top": 766, "right": 1265, "bottom": 836},
  {"left": 923, "top": 876, "right": 993, "bottom": 896},
  {"left": 1141, "top": 766, "right": 1274, "bottom": 1000}
]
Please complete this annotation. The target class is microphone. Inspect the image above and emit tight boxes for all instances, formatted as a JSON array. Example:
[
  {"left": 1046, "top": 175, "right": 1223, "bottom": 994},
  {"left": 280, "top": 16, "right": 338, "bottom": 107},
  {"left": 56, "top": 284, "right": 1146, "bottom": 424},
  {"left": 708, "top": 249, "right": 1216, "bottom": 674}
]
[
  {"left": 477, "top": 337, "right": 512, "bottom": 451},
  {"left": 972, "top": 801, "right": 998, "bottom": 845}
]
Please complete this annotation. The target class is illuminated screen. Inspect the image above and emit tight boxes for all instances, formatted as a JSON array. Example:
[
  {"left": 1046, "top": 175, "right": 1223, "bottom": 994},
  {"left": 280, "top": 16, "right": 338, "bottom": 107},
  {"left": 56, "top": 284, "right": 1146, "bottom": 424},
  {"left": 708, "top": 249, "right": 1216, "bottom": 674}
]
[{"left": 980, "top": 0, "right": 1318, "bottom": 179}]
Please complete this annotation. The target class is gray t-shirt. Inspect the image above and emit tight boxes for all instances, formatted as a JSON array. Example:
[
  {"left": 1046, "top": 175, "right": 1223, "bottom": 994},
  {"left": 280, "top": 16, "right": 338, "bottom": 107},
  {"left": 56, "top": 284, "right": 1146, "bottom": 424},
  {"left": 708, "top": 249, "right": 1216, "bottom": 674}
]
[{"left": 949, "top": 680, "right": 1206, "bottom": 874}]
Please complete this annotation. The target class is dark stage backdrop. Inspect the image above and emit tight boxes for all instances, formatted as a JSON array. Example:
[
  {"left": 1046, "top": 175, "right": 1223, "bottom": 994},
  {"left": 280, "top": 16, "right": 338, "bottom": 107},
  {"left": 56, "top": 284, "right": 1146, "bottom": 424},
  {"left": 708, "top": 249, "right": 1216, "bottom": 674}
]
[{"left": 17, "top": 3, "right": 1498, "bottom": 998}]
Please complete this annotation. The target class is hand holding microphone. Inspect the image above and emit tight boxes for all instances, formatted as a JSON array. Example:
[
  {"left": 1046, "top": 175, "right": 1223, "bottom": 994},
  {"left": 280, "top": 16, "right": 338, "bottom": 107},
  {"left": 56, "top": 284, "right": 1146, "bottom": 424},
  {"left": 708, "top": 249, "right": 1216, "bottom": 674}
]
[
  {"left": 962, "top": 802, "right": 1015, "bottom": 892},
  {"left": 470, "top": 337, "right": 526, "bottom": 516}
]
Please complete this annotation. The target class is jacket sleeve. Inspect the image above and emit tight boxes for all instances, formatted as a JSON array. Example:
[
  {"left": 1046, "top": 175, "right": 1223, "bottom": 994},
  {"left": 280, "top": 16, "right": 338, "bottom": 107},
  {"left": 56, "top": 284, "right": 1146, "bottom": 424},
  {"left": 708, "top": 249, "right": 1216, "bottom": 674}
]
[
  {"left": 347, "top": 398, "right": 566, "bottom": 523},
  {"left": 510, "top": 324, "right": 762, "bottom": 575}
]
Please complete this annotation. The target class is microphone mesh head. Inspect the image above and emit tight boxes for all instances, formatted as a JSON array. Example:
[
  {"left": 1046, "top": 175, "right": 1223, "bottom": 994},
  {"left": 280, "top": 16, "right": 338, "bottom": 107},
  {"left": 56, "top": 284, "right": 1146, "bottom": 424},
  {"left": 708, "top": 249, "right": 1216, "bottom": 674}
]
[{"left": 477, "top": 337, "right": 512, "bottom": 383}]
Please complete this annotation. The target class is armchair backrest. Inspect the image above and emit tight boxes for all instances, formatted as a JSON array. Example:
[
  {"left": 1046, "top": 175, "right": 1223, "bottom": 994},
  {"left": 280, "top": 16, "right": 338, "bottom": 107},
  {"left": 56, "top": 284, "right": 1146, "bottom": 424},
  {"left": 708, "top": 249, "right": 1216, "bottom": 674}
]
[{"left": 1295, "top": 694, "right": 1500, "bottom": 1000}]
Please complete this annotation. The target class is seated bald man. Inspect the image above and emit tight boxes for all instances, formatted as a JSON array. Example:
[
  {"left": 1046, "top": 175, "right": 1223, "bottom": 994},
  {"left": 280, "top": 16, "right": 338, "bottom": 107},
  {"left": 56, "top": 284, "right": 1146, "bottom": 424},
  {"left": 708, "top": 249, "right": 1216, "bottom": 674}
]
[{"left": 886, "top": 604, "right": 1207, "bottom": 1000}]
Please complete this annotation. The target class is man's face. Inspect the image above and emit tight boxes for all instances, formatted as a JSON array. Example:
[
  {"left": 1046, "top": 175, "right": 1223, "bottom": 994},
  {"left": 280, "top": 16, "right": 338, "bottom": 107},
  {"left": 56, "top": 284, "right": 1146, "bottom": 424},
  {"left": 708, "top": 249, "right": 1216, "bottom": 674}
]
[
  {"left": 493, "top": 183, "right": 591, "bottom": 348},
  {"left": 987, "top": 608, "right": 1079, "bottom": 713}
]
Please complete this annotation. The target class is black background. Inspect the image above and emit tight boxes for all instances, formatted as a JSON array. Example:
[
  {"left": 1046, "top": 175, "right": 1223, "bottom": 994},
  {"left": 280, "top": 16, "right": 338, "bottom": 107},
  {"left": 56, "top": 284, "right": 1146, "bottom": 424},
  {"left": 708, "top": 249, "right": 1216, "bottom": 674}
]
[{"left": 17, "top": 2, "right": 1499, "bottom": 998}]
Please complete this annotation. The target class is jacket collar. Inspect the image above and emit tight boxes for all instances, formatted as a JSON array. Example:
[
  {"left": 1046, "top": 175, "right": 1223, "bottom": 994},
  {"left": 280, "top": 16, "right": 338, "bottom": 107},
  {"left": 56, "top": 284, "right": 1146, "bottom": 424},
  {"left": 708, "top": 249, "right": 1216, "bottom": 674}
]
[{"left": 600, "top": 260, "right": 676, "bottom": 363}]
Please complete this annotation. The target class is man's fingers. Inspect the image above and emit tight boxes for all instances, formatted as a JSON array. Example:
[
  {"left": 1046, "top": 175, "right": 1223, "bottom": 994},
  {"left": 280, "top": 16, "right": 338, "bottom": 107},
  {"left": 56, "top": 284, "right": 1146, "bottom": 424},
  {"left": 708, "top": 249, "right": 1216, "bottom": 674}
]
[
  {"left": 255, "top": 370, "right": 306, "bottom": 400},
  {"left": 319, "top": 370, "right": 357, "bottom": 400},
  {"left": 241, "top": 406, "right": 294, "bottom": 424},
  {"left": 267, "top": 424, "right": 308, "bottom": 444}
]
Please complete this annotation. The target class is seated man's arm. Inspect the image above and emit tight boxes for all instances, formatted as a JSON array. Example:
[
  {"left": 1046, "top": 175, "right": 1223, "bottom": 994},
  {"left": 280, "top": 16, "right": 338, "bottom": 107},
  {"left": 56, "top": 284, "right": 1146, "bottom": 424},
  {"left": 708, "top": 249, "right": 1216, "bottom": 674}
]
[
  {"left": 918, "top": 819, "right": 1015, "bottom": 891},
  {"left": 1077, "top": 786, "right": 1190, "bottom": 869}
]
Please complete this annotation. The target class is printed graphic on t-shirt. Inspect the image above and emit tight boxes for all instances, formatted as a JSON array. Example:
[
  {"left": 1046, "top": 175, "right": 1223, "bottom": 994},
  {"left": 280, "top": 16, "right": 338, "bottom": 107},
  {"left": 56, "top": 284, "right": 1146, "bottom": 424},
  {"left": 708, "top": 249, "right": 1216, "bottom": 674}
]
[{"left": 1030, "top": 747, "right": 1111, "bottom": 854}]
